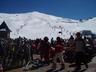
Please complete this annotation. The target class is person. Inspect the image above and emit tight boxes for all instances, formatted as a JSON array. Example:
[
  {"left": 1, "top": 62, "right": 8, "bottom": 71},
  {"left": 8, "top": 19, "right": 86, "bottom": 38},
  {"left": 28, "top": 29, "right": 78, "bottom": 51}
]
[
  {"left": 74, "top": 32, "right": 88, "bottom": 71},
  {"left": 0, "top": 39, "right": 7, "bottom": 70},
  {"left": 51, "top": 37, "right": 55, "bottom": 47},
  {"left": 39, "top": 37, "right": 51, "bottom": 65},
  {"left": 0, "top": 64, "right": 3, "bottom": 72},
  {"left": 68, "top": 35, "right": 74, "bottom": 47},
  {"left": 34, "top": 39, "right": 41, "bottom": 54},
  {"left": 52, "top": 37, "right": 65, "bottom": 70},
  {"left": 65, "top": 35, "right": 75, "bottom": 63}
]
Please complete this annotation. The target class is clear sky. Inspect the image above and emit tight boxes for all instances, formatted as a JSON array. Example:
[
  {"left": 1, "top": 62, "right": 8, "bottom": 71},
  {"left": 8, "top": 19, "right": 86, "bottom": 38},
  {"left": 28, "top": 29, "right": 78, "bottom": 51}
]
[{"left": 0, "top": 0, "right": 96, "bottom": 19}]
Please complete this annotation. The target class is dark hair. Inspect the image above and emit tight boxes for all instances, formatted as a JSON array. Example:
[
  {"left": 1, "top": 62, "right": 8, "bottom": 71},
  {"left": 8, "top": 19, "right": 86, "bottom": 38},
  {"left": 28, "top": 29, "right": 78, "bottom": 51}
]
[
  {"left": 56, "top": 37, "right": 61, "bottom": 41},
  {"left": 76, "top": 32, "right": 81, "bottom": 36},
  {"left": 44, "top": 36, "right": 49, "bottom": 41}
]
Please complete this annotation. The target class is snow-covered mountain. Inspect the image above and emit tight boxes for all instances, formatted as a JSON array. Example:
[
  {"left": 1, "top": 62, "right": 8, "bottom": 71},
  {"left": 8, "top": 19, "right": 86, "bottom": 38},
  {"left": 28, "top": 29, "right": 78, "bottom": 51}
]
[{"left": 0, "top": 11, "right": 96, "bottom": 39}]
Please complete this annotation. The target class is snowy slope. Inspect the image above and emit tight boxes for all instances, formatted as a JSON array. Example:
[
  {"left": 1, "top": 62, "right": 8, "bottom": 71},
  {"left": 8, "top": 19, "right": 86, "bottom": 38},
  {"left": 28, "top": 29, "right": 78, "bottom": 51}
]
[
  {"left": 0, "top": 11, "right": 96, "bottom": 39},
  {"left": 85, "top": 56, "right": 96, "bottom": 72}
]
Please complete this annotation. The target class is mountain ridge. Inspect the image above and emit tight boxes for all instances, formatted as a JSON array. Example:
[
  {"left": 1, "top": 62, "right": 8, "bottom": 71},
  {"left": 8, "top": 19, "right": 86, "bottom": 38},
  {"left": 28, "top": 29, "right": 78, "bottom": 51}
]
[{"left": 0, "top": 11, "right": 96, "bottom": 39}]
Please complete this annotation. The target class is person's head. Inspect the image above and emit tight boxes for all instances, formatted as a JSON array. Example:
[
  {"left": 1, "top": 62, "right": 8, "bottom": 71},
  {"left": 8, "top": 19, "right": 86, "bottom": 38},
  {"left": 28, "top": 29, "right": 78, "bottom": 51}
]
[
  {"left": 43, "top": 36, "right": 49, "bottom": 42},
  {"left": 70, "top": 35, "right": 74, "bottom": 40},
  {"left": 76, "top": 32, "right": 82, "bottom": 39},
  {"left": 84, "top": 36, "right": 87, "bottom": 40},
  {"left": 56, "top": 37, "right": 61, "bottom": 42}
]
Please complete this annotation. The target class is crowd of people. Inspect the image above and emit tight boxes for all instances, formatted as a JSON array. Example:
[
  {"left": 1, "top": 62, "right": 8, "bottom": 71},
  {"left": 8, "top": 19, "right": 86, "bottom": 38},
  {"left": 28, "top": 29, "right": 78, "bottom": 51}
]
[{"left": 0, "top": 32, "right": 96, "bottom": 72}]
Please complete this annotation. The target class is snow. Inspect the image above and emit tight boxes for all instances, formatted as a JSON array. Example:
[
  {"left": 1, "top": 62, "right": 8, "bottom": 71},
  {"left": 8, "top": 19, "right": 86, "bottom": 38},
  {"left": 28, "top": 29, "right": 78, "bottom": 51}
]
[
  {"left": 90, "top": 56, "right": 96, "bottom": 64},
  {"left": 85, "top": 56, "right": 96, "bottom": 72},
  {"left": 0, "top": 11, "right": 96, "bottom": 39}
]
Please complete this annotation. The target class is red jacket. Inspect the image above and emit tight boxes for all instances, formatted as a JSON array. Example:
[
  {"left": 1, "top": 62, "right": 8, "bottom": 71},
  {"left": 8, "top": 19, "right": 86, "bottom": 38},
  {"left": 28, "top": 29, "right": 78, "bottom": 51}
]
[{"left": 55, "top": 43, "right": 64, "bottom": 53}]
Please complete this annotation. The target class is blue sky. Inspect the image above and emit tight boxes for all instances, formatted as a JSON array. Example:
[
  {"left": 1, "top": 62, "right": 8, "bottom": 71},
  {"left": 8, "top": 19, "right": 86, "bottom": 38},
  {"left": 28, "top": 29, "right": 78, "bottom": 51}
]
[{"left": 0, "top": 0, "right": 96, "bottom": 19}]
